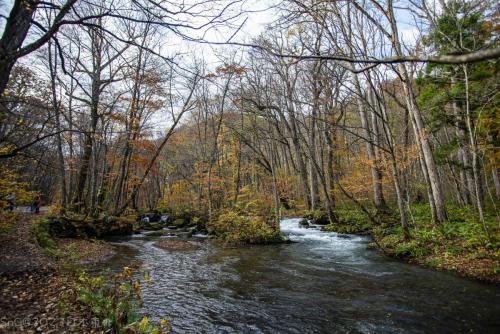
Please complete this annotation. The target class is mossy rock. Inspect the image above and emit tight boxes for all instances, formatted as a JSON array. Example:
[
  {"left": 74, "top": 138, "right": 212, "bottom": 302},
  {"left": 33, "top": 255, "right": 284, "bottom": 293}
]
[
  {"left": 207, "top": 209, "right": 282, "bottom": 244},
  {"left": 304, "top": 210, "right": 330, "bottom": 225},
  {"left": 172, "top": 218, "right": 186, "bottom": 227},
  {"left": 45, "top": 214, "right": 135, "bottom": 238},
  {"left": 141, "top": 222, "right": 164, "bottom": 231},
  {"left": 144, "top": 230, "right": 172, "bottom": 237}
]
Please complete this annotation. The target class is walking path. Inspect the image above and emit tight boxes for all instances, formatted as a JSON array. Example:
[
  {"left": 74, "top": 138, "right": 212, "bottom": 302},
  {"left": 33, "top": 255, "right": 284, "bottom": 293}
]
[{"left": 0, "top": 214, "right": 100, "bottom": 333}]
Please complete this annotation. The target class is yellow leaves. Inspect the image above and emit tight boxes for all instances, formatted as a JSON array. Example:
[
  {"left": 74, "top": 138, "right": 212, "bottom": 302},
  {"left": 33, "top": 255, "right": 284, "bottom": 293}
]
[
  {"left": 205, "top": 64, "right": 247, "bottom": 78},
  {"left": 141, "top": 270, "right": 151, "bottom": 282},
  {"left": 120, "top": 266, "right": 133, "bottom": 279},
  {"left": 130, "top": 139, "right": 155, "bottom": 152},
  {"left": 133, "top": 279, "right": 141, "bottom": 291},
  {"left": 0, "top": 164, "right": 36, "bottom": 208},
  {"left": 138, "top": 316, "right": 149, "bottom": 331},
  {"left": 162, "top": 180, "right": 197, "bottom": 209},
  {"left": 47, "top": 204, "right": 63, "bottom": 216}
]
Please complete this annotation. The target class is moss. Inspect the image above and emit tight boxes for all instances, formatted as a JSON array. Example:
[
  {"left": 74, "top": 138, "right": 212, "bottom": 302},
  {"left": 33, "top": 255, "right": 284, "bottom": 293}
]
[
  {"left": 0, "top": 212, "right": 20, "bottom": 235},
  {"left": 323, "top": 221, "right": 372, "bottom": 234},
  {"left": 172, "top": 218, "right": 186, "bottom": 227},
  {"left": 394, "top": 240, "right": 432, "bottom": 257},
  {"left": 143, "top": 230, "right": 169, "bottom": 237},
  {"left": 303, "top": 209, "right": 330, "bottom": 225},
  {"left": 371, "top": 203, "right": 500, "bottom": 282},
  {"left": 31, "top": 218, "right": 56, "bottom": 250},
  {"left": 207, "top": 209, "right": 282, "bottom": 244}
]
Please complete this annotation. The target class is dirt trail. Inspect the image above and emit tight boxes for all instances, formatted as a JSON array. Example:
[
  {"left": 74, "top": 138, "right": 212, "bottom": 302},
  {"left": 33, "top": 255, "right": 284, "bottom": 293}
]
[
  {"left": 0, "top": 215, "right": 101, "bottom": 333},
  {"left": 0, "top": 214, "right": 55, "bottom": 275}
]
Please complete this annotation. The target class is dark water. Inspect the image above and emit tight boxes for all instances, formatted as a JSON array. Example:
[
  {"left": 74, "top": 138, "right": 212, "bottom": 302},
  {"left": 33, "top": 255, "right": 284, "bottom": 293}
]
[{"left": 103, "top": 218, "right": 500, "bottom": 334}]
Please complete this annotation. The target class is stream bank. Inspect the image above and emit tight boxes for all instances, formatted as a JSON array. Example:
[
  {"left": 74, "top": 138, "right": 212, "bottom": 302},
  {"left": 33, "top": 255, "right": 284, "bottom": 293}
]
[{"left": 98, "top": 218, "right": 500, "bottom": 333}]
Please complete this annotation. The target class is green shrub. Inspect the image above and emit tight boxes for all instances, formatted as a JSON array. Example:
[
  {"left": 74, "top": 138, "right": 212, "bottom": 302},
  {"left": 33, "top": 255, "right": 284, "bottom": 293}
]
[
  {"left": 163, "top": 207, "right": 209, "bottom": 229},
  {"left": 395, "top": 240, "right": 432, "bottom": 257},
  {"left": 74, "top": 267, "right": 170, "bottom": 333},
  {"left": 31, "top": 218, "right": 56, "bottom": 249},
  {"left": 207, "top": 210, "right": 281, "bottom": 244},
  {"left": 303, "top": 209, "right": 330, "bottom": 225},
  {"left": 0, "top": 212, "right": 20, "bottom": 235}
]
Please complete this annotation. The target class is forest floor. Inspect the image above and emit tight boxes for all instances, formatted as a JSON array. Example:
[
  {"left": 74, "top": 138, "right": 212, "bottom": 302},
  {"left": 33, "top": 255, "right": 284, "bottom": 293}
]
[
  {"left": 0, "top": 212, "right": 113, "bottom": 333},
  {"left": 321, "top": 203, "right": 500, "bottom": 283}
]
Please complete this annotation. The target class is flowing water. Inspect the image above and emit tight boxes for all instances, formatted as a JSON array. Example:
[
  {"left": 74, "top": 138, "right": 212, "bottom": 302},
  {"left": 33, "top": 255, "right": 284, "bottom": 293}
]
[{"left": 103, "top": 218, "right": 500, "bottom": 333}]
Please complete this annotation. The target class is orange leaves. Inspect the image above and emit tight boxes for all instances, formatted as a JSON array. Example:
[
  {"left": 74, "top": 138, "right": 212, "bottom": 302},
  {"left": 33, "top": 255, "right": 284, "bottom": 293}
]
[
  {"left": 130, "top": 139, "right": 155, "bottom": 152},
  {"left": 216, "top": 64, "right": 247, "bottom": 76},
  {"left": 205, "top": 64, "right": 247, "bottom": 78},
  {"left": 107, "top": 112, "right": 128, "bottom": 124}
]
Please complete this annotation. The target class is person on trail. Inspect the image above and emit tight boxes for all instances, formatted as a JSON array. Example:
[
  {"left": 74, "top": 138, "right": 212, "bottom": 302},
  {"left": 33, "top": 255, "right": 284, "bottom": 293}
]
[
  {"left": 5, "top": 192, "right": 16, "bottom": 212},
  {"left": 32, "top": 197, "right": 41, "bottom": 214}
]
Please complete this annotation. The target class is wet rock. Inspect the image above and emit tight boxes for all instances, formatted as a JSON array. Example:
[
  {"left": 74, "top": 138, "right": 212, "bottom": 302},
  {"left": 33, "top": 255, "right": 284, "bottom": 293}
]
[
  {"left": 298, "top": 218, "right": 310, "bottom": 228},
  {"left": 175, "top": 227, "right": 196, "bottom": 239},
  {"left": 143, "top": 230, "right": 172, "bottom": 237},
  {"left": 172, "top": 218, "right": 186, "bottom": 227},
  {"left": 141, "top": 222, "right": 164, "bottom": 231},
  {"left": 154, "top": 239, "right": 201, "bottom": 251}
]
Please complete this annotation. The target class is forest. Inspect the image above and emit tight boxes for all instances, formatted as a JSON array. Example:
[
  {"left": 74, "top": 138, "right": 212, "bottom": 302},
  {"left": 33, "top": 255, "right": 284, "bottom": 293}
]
[{"left": 0, "top": 0, "right": 499, "bottom": 333}]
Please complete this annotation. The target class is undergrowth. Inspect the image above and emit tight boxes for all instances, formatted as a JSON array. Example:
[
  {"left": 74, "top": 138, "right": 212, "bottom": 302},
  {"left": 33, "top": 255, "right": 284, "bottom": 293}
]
[{"left": 31, "top": 218, "right": 171, "bottom": 333}]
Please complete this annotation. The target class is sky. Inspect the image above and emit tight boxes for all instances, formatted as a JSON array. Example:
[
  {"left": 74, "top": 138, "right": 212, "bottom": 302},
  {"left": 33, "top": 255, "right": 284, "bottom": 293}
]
[{"left": 0, "top": 0, "right": 422, "bottom": 133}]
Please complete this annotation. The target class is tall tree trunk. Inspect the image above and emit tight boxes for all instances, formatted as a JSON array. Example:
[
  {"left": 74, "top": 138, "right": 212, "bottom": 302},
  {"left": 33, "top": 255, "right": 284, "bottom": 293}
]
[
  {"left": 0, "top": 0, "right": 38, "bottom": 97},
  {"left": 463, "top": 65, "right": 485, "bottom": 223},
  {"left": 387, "top": 0, "right": 447, "bottom": 222},
  {"left": 354, "top": 82, "right": 385, "bottom": 208},
  {"left": 48, "top": 42, "right": 67, "bottom": 212},
  {"left": 72, "top": 70, "right": 101, "bottom": 211},
  {"left": 451, "top": 76, "right": 474, "bottom": 204}
]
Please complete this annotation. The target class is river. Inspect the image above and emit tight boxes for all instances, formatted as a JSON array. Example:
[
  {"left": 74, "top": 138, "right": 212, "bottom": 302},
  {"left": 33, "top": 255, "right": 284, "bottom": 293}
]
[{"left": 103, "top": 218, "right": 500, "bottom": 333}]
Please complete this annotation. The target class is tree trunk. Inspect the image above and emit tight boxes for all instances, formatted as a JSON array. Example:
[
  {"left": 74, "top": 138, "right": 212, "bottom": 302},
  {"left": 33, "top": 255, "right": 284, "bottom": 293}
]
[
  {"left": 48, "top": 42, "right": 67, "bottom": 212},
  {"left": 0, "top": 0, "right": 38, "bottom": 96}
]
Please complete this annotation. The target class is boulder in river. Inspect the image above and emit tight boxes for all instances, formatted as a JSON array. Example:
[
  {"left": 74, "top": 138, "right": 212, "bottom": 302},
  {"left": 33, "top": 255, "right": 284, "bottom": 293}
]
[
  {"left": 175, "top": 226, "right": 197, "bottom": 238},
  {"left": 144, "top": 230, "right": 174, "bottom": 237},
  {"left": 141, "top": 222, "right": 164, "bottom": 231},
  {"left": 298, "top": 218, "right": 310, "bottom": 228}
]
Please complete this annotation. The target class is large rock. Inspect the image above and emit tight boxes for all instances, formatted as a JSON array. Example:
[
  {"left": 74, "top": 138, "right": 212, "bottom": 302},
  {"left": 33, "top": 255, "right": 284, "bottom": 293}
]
[
  {"left": 298, "top": 218, "right": 310, "bottom": 228},
  {"left": 173, "top": 226, "right": 197, "bottom": 238},
  {"left": 48, "top": 215, "right": 135, "bottom": 238},
  {"left": 141, "top": 222, "right": 164, "bottom": 231}
]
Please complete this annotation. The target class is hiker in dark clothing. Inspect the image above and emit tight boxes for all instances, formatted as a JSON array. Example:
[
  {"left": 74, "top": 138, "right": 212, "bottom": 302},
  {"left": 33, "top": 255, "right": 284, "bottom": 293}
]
[{"left": 32, "top": 197, "right": 41, "bottom": 214}]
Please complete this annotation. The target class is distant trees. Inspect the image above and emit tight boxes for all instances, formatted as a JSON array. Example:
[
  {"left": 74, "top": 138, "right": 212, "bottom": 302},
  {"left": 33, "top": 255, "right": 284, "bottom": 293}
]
[{"left": 0, "top": 0, "right": 497, "bottom": 238}]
